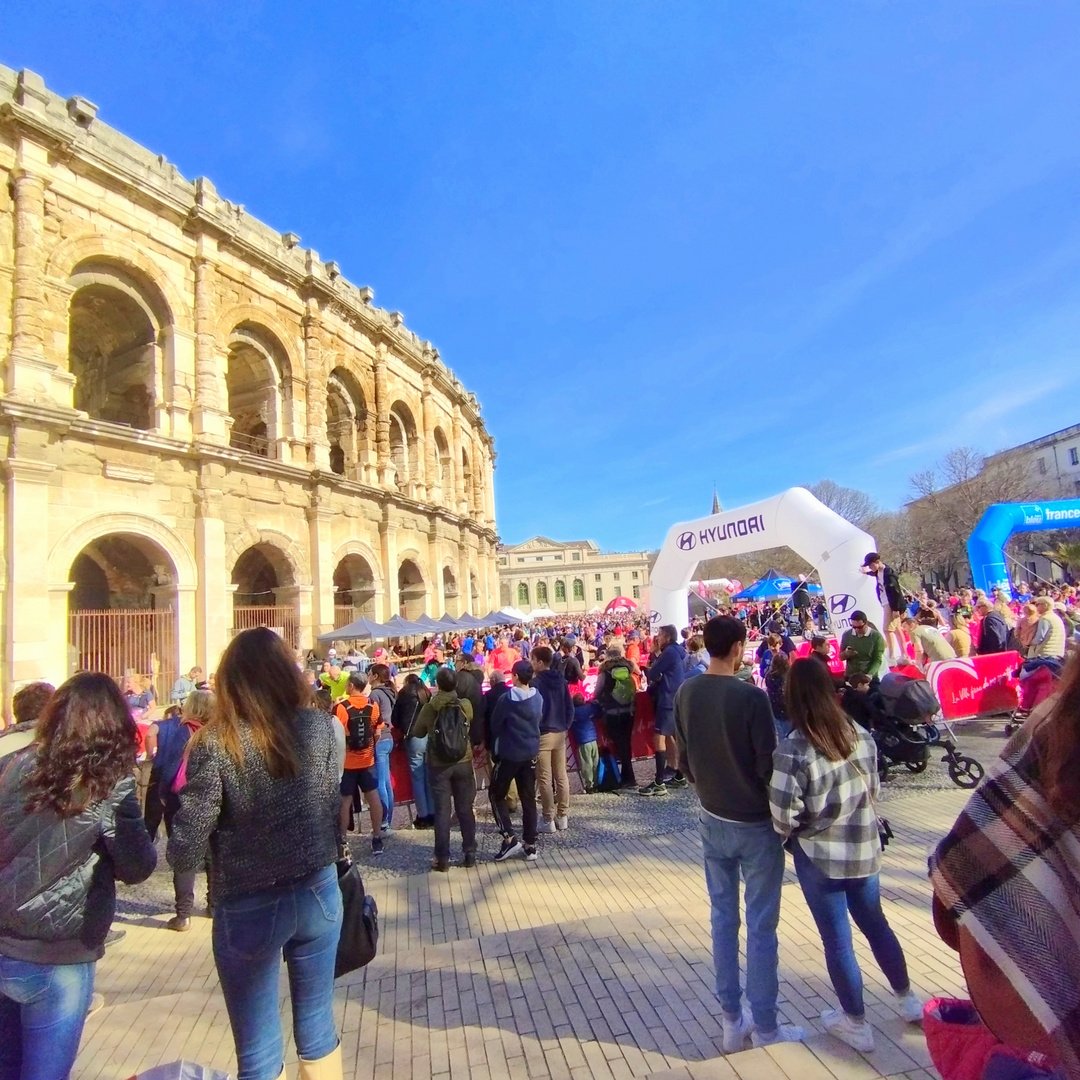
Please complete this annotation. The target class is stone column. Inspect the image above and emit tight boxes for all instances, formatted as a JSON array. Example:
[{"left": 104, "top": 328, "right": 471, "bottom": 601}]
[
  {"left": 304, "top": 302, "right": 330, "bottom": 470},
  {"left": 307, "top": 498, "right": 334, "bottom": 638},
  {"left": 458, "top": 532, "right": 471, "bottom": 614},
  {"left": 451, "top": 403, "right": 466, "bottom": 514},
  {"left": 380, "top": 518, "right": 399, "bottom": 620},
  {"left": 175, "top": 584, "right": 198, "bottom": 680},
  {"left": 194, "top": 480, "right": 229, "bottom": 672},
  {"left": 426, "top": 523, "right": 443, "bottom": 619},
  {"left": 485, "top": 449, "right": 497, "bottom": 527},
  {"left": 4, "top": 458, "right": 55, "bottom": 694},
  {"left": 421, "top": 369, "right": 437, "bottom": 502},
  {"left": 191, "top": 249, "right": 229, "bottom": 442},
  {"left": 374, "top": 345, "right": 392, "bottom": 488}
]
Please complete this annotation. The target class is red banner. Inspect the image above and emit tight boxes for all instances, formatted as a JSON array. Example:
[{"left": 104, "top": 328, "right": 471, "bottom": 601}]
[{"left": 923, "top": 651, "right": 1020, "bottom": 720}]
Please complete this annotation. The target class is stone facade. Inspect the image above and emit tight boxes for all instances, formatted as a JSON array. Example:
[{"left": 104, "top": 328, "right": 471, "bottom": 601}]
[
  {"left": 0, "top": 66, "right": 498, "bottom": 702},
  {"left": 498, "top": 537, "right": 652, "bottom": 615}
]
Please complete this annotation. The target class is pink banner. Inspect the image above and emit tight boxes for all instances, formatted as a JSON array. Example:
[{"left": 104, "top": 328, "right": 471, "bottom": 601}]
[{"left": 923, "top": 651, "right": 1020, "bottom": 720}]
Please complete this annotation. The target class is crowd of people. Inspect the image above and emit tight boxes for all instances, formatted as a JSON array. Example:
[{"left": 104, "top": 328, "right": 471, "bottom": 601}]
[{"left": 2, "top": 557, "right": 1080, "bottom": 1079}]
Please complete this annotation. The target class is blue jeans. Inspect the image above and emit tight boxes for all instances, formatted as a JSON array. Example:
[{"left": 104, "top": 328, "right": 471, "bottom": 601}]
[
  {"left": 407, "top": 736, "right": 432, "bottom": 819},
  {"left": 212, "top": 863, "right": 343, "bottom": 1080},
  {"left": 698, "top": 813, "right": 785, "bottom": 1032},
  {"left": 375, "top": 737, "right": 394, "bottom": 828},
  {"left": 0, "top": 955, "right": 95, "bottom": 1080},
  {"left": 792, "top": 841, "right": 909, "bottom": 1018}
]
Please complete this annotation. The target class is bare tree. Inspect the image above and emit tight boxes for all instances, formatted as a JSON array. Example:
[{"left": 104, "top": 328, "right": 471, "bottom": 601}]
[{"left": 806, "top": 479, "right": 879, "bottom": 529}]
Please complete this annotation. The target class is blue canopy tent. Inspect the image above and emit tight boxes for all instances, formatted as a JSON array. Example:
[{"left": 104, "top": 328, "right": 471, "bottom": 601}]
[
  {"left": 317, "top": 615, "right": 392, "bottom": 643},
  {"left": 732, "top": 569, "right": 824, "bottom": 602}
]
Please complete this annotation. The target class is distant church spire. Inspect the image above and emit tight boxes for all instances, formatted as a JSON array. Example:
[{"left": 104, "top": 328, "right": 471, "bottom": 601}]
[{"left": 711, "top": 486, "right": 722, "bottom": 515}]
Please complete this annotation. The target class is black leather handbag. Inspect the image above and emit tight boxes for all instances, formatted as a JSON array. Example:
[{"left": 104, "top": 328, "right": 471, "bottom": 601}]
[{"left": 334, "top": 852, "right": 378, "bottom": 978}]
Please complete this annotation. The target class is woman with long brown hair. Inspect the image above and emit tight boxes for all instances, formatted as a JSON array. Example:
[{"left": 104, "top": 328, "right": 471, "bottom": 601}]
[
  {"left": 770, "top": 658, "right": 921, "bottom": 1054},
  {"left": 930, "top": 654, "right": 1080, "bottom": 1075},
  {"left": 168, "top": 628, "right": 346, "bottom": 1080},
  {"left": 0, "top": 673, "right": 157, "bottom": 1079}
]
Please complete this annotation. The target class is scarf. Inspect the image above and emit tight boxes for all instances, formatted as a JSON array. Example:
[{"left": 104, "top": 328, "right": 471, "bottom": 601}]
[{"left": 929, "top": 722, "right": 1080, "bottom": 1070}]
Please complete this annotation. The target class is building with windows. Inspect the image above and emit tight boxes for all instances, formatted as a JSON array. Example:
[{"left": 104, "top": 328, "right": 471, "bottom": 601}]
[
  {"left": 498, "top": 537, "right": 653, "bottom": 615},
  {"left": 985, "top": 422, "right": 1080, "bottom": 499},
  {"left": 0, "top": 67, "right": 498, "bottom": 704}
]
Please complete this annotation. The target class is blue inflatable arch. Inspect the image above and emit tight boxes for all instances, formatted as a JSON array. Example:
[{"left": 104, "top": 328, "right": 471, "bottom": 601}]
[{"left": 967, "top": 499, "right": 1080, "bottom": 597}]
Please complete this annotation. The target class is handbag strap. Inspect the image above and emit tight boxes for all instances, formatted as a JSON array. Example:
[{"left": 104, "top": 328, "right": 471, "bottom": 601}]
[{"left": 848, "top": 746, "right": 882, "bottom": 822}]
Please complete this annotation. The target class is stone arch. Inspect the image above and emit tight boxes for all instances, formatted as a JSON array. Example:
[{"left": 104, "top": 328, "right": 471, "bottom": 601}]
[
  {"left": 388, "top": 400, "right": 419, "bottom": 489},
  {"left": 214, "top": 304, "right": 300, "bottom": 372},
  {"left": 326, "top": 366, "right": 369, "bottom": 475},
  {"left": 397, "top": 549, "right": 428, "bottom": 620},
  {"left": 225, "top": 320, "right": 294, "bottom": 456},
  {"left": 331, "top": 539, "right": 385, "bottom": 595},
  {"left": 442, "top": 562, "right": 459, "bottom": 615},
  {"left": 333, "top": 551, "right": 378, "bottom": 618},
  {"left": 500, "top": 582, "right": 512, "bottom": 608},
  {"left": 45, "top": 232, "right": 191, "bottom": 325},
  {"left": 433, "top": 426, "right": 452, "bottom": 496},
  {"left": 226, "top": 527, "right": 310, "bottom": 586}
]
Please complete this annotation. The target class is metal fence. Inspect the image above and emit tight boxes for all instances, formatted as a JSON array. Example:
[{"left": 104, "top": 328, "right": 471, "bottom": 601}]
[
  {"left": 68, "top": 608, "right": 178, "bottom": 702},
  {"left": 231, "top": 604, "right": 300, "bottom": 649}
]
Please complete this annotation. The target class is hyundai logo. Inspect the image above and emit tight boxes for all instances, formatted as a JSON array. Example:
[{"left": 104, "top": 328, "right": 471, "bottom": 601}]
[
  {"left": 677, "top": 531, "right": 696, "bottom": 551},
  {"left": 829, "top": 593, "right": 856, "bottom": 615}
]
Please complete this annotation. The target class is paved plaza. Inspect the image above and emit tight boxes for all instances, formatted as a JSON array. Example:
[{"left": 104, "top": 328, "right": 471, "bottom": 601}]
[{"left": 74, "top": 727, "right": 1004, "bottom": 1080}]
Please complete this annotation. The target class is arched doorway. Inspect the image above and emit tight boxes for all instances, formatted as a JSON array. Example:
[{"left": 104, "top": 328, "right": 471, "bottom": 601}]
[
  {"left": 231, "top": 543, "right": 300, "bottom": 647},
  {"left": 398, "top": 558, "right": 426, "bottom": 620},
  {"left": 67, "top": 533, "right": 179, "bottom": 698},
  {"left": 388, "top": 402, "right": 418, "bottom": 492},
  {"left": 442, "top": 565, "right": 458, "bottom": 617},
  {"left": 334, "top": 553, "right": 377, "bottom": 625},
  {"left": 68, "top": 262, "right": 166, "bottom": 430},
  {"left": 326, "top": 368, "right": 369, "bottom": 477},
  {"left": 226, "top": 323, "right": 290, "bottom": 458}
]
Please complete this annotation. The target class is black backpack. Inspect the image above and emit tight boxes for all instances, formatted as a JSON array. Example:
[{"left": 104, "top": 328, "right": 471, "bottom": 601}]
[
  {"left": 431, "top": 701, "right": 470, "bottom": 761},
  {"left": 344, "top": 702, "right": 376, "bottom": 752}
]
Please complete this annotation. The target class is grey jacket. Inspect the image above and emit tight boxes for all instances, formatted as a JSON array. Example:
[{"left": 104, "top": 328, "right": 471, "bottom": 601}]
[{"left": 168, "top": 709, "right": 343, "bottom": 901}]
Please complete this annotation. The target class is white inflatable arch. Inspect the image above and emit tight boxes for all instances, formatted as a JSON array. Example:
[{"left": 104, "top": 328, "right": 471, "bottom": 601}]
[{"left": 649, "top": 487, "right": 882, "bottom": 634}]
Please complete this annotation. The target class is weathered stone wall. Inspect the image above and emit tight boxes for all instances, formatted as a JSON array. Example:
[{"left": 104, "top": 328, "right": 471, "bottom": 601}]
[{"left": 0, "top": 65, "right": 499, "bottom": 699}]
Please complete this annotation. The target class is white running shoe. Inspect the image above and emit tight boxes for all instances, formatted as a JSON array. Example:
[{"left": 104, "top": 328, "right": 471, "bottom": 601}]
[
  {"left": 821, "top": 1008, "right": 875, "bottom": 1053},
  {"left": 721, "top": 1012, "right": 750, "bottom": 1054},
  {"left": 751, "top": 1023, "right": 806, "bottom": 1048},
  {"left": 555, "top": 815, "right": 568, "bottom": 831},
  {"left": 896, "top": 989, "right": 924, "bottom": 1023},
  {"left": 537, "top": 819, "right": 556, "bottom": 833}
]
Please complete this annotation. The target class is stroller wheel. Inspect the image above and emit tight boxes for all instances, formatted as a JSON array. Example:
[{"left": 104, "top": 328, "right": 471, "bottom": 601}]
[
  {"left": 948, "top": 757, "right": 985, "bottom": 789},
  {"left": 904, "top": 759, "right": 928, "bottom": 774}
]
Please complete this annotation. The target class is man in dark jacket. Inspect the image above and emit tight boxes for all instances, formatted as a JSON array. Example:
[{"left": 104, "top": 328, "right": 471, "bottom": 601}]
[
  {"left": 488, "top": 660, "right": 543, "bottom": 862},
  {"left": 641, "top": 624, "right": 687, "bottom": 795},
  {"left": 974, "top": 597, "right": 1010, "bottom": 655},
  {"left": 453, "top": 654, "right": 486, "bottom": 747},
  {"left": 863, "top": 552, "right": 906, "bottom": 664},
  {"left": 531, "top": 645, "right": 574, "bottom": 833},
  {"left": 594, "top": 645, "right": 639, "bottom": 790}
]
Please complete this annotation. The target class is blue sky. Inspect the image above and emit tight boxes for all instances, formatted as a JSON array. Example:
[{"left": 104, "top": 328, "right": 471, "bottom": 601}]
[{"left": 6, "top": 2, "right": 1080, "bottom": 549}]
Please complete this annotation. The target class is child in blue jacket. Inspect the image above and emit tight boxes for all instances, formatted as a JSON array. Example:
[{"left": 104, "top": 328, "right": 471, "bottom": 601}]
[{"left": 570, "top": 693, "right": 600, "bottom": 793}]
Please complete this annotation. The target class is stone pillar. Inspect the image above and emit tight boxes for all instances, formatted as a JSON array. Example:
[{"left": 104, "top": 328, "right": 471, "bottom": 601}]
[
  {"left": 276, "top": 584, "right": 314, "bottom": 652},
  {"left": 4, "top": 458, "right": 55, "bottom": 693},
  {"left": 304, "top": 303, "right": 330, "bottom": 470},
  {"left": 307, "top": 499, "right": 334, "bottom": 638},
  {"left": 458, "top": 533, "right": 471, "bottom": 615},
  {"left": 421, "top": 370, "right": 437, "bottom": 502},
  {"left": 175, "top": 585, "right": 198, "bottom": 680},
  {"left": 194, "top": 481, "right": 229, "bottom": 672},
  {"left": 426, "top": 524, "right": 443, "bottom": 619},
  {"left": 374, "top": 345, "right": 392, "bottom": 488},
  {"left": 485, "top": 449, "right": 497, "bottom": 527},
  {"left": 191, "top": 250, "right": 229, "bottom": 442},
  {"left": 380, "top": 519, "right": 398, "bottom": 620},
  {"left": 451, "top": 403, "right": 466, "bottom": 514},
  {"left": 163, "top": 327, "right": 196, "bottom": 440}
]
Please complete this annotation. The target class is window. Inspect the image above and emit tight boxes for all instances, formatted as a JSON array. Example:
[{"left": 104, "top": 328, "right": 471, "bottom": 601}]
[
  {"left": 536, "top": 556, "right": 544, "bottom": 562},
  {"left": 572, "top": 552, "right": 580, "bottom": 561},
  {"left": 517, "top": 557, "right": 525, "bottom": 564},
  {"left": 536, "top": 582, "right": 548, "bottom": 604},
  {"left": 633, "top": 585, "right": 641, "bottom": 599},
  {"left": 614, "top": 586, "right": 622, "bottom": 597},
  {"left": 555, "top": 554, "right": 563, "bottom": 561},
  {"left": 499, "top": 556, "right": 507, "bottom": 565},
  {"left": 1038, "top": 457, "right": 1048, "bottom": 475},
  {"left": 594, "top": 573, "right": 601, "bottom": 581},
  {"left": 517, "top": 582, "right": 529, "bottom": 606},
  {"left": 573, "top": 579, "right": 584, "bottom": 601},
  {"left": 1071, "top": 447, "right": 1079, "bottom": 466},
  {"left": 554, "top": 580, "right": 566, "bottom": 602},
  {"left": 632, "top": 571, "right": 639, "bottom": 580},
  {"left": 595, "top": 588, "right": 603, "bottom": 601},
  {"left": 613, "top": 572, "right": 620, "bottom": 581}
]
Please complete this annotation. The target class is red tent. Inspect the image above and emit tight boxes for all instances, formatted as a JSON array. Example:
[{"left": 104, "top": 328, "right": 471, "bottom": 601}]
[{"left": 604, "top": 596, "right": 638, "bottom": 613}]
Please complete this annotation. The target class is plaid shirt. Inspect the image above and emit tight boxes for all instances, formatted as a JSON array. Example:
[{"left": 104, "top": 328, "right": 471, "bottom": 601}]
[{"left": 770, "top": 726, "right": 882, "bottom": 879}]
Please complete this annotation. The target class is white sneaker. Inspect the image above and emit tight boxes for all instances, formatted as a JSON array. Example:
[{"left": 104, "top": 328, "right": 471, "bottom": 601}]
[
  {"left": 537, "top": 819, "right": 556, "bottom": 834},
  {"left": 555, "top": 815, "right": 568, "bottom": 831},
  {"left": 821, "top": 1009, "right": 875, "bottom": 1053},
  {"left": 751, "top": 1023, "right": 806, "bottom": 1048},
  {"left": 721, "top": 1012, "right": 750, "bottom": 1054},
  {"left": 896, "top": 989, "right": 924, "bottom": 1023}
]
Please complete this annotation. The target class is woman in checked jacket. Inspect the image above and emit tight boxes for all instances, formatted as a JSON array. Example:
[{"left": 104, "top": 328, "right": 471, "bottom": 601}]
[{"left": 769, "top": 659, "right": 922, "bottom": 1055}]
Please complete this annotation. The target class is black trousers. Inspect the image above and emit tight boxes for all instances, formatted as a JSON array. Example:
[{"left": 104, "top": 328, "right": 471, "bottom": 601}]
[
  {"left": 489, "top": 757, "right": 538, "bottom": 846},
  {"left": 428, "top": 759, "right": 476, "bottom": 862},
  {"left": 604, "top": 712, "right": 636, "bottom": 785},
  {"left": 143, "top": 768, "right": 166, "bottom": 841}
]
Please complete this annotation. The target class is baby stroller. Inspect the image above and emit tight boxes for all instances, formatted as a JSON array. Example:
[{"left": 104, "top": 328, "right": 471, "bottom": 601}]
[
  {"left": 1004, "top": 657, "right": 1063, "bottom": 736},
  {"left": 871, "top": 676, "right": 985, "bottom": 789}
]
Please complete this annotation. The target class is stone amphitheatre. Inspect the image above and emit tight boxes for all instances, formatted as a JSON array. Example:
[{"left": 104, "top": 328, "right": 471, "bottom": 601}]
[{"left": 0, "top": 65, "right": 499, "bottom": 701}]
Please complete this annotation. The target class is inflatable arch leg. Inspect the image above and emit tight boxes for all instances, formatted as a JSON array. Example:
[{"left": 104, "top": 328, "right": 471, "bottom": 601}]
[{"left": 649, "top": 487, "right": 882, "bottom": 633}]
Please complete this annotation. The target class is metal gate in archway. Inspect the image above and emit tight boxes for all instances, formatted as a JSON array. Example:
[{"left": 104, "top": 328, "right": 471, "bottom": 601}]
[{"left": 68, "top": 607, "right": 178, "bottom": 701}]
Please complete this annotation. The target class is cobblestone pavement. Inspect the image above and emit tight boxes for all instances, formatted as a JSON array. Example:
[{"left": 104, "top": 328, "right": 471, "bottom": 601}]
[{"left": 76, "top": 726, "right": 1000, "bottom": 1080}]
